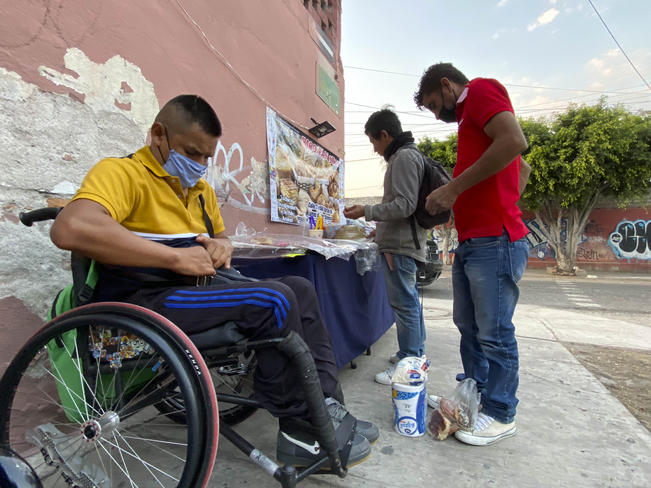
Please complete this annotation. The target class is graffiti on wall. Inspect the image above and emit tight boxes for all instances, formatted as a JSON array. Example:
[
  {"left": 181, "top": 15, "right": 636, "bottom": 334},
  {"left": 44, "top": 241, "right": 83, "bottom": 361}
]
[
  {"left": 608, "top": 220, "right": 651, "bottom": 260},
  {"left": 205, "top": 141, "right": 269, "bottom": 214},
  {"left": 523, "top": 218, "right": 592, "bottom": 260},
  {"left": 524, "top": 218, "right": 552, "bottom": 259}
]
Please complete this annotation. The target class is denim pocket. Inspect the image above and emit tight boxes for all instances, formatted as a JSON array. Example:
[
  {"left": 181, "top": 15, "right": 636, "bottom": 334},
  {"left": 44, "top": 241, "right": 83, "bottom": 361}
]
[
  {"left": 466, "top": 237, "right": 500, "bottom": 248},
  {"left": 395, "top": 255, "right": 417, "bottom": 274},
  {"left": 509, "top": 239, "right": 530, "bottom": 283}
]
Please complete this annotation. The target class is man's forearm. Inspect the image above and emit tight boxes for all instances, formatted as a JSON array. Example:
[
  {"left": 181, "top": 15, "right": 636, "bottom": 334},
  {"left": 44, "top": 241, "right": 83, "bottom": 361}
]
[
  {"left": 449, "top": 134, "right": 526, "bottom": 195},
  {"left": 51, "top": 201, "right": 182, "bottom": 270}
]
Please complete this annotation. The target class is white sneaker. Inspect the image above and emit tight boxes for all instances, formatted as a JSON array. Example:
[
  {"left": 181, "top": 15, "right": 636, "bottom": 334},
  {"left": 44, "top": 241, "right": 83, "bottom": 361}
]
[
  {"left": 427, "top": 394, "right": 441, "bottom": 409},
  {"left": 374, "top": 366, "right": 395, "bottom": 385},
  {"left": 454, "top": 413, "right": 516, "bottom": 446}
]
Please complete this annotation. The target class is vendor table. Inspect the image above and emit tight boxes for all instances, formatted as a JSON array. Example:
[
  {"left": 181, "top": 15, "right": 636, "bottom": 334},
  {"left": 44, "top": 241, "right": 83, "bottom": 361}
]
[{"left": 232, "top": 252, "right": 395, "bottom": 368}]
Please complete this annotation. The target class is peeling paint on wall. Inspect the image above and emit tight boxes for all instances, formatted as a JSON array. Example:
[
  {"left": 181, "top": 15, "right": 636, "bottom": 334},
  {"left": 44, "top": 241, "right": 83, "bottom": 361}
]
[
  {"left": 39, "top": 47, "right": 159, "bottom": 137},
  {"left": 1, "top": 48, "right": 159, "bottom": 318}
]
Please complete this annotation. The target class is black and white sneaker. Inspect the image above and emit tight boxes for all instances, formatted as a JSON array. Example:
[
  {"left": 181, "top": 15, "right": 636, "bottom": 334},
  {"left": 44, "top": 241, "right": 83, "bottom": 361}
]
[{"left": 276, "top": 429, "right": 371, "bottom": 467}]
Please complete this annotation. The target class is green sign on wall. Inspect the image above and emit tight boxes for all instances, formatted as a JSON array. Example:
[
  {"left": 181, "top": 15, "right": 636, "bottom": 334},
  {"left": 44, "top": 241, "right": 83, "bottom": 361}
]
[{"left": 317, "top": 64, "right": 340, "bottom": 115}]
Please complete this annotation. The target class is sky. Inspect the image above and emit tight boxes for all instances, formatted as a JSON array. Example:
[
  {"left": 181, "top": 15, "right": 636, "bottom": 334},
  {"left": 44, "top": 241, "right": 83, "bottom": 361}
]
[{"left": 341, "top": 0, "right": 651, "bottom": 197}]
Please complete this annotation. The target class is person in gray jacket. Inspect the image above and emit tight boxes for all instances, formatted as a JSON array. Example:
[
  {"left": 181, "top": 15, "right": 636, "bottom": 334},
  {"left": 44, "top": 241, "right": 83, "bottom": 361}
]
[{"left": 344, "top": 109, "right": 427, "bottom": 385}]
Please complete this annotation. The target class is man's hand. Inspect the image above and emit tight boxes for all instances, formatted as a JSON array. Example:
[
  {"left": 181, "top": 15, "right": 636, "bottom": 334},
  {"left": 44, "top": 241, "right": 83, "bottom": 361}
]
[
  {"left": 196, "top": 234, "right": 233, "bottom": 269},
  {"left": 425, "top": 182, "right": 459, "bottom": 216},
  {"left": 343, "top": 205, "right": 364, "bottom": 220},
  {"left": 172, "top": 245, "right": 216, "bottom": 276}
]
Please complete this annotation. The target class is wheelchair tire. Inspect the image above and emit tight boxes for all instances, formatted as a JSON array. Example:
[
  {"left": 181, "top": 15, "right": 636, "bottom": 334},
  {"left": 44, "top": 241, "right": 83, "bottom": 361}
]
[
  {"left": 156, "top": 351, "right": 258, "bottom": 426},
  {"left": 0, "top": 302, "right": 218, "bottom": 488}
]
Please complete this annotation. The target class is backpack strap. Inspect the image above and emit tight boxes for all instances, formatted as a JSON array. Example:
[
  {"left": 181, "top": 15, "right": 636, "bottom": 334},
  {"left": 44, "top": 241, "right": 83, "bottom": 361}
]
[
  {"left": 410, "top": 215, "right": 421, "bottom": 250},
  {"left": 198, "top": 194, "right": 215, "bottom": 238},
  {"left": 77, "top": 259, "right": 98, "bottom": 305},
  {"left": 406, "top": 148, "right": 426, "bottom": 250}
]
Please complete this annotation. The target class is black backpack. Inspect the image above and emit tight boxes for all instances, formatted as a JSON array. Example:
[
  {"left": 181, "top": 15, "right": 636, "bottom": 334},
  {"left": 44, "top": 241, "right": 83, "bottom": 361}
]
[{"left": 409, "top": 151, "right": 452, "bottom": 249}]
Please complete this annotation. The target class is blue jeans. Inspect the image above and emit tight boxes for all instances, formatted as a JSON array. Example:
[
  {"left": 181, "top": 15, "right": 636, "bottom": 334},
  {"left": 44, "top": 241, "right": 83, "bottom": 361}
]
[
  {"left": 452, "top": 234, "right": 529, "bottom": 423},
  {"left": 381, "top": 254, "right": 426, "bottom": 359}
]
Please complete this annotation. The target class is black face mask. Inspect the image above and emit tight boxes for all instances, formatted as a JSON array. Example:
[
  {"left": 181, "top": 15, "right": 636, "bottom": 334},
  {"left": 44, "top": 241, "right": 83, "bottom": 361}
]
[{"left": 438, "top": 85, "right": 458, "bottom": 123}]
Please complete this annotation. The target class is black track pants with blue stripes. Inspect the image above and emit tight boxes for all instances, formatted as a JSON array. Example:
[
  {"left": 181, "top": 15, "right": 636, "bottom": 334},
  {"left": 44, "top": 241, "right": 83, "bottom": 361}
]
[{"left": 124, "top": 275, "right": 343, "bottom": 418}]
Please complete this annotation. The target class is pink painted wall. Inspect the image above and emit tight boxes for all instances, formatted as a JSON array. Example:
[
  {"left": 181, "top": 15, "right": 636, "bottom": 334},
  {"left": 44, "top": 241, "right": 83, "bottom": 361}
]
[
  {"left": 0, "top": 0, "right": 344, "bottom": 230},
  {"left": 522, "top": 207, "right": 650, "bottom": 273},
  {"left": 0, "top": 0, "right": 345, "bottom": 374}
]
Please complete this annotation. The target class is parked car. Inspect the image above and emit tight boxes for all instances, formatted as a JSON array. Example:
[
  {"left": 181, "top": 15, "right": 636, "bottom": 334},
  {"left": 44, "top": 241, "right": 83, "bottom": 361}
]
[{"left": 416, "top": 239, "right": 443, "bottom": 287}]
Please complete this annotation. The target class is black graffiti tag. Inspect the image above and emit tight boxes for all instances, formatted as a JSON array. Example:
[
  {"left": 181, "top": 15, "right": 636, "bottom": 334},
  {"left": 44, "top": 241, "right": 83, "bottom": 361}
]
[{"left": 608, "top": 220, "right": 650, "bottom": 259}]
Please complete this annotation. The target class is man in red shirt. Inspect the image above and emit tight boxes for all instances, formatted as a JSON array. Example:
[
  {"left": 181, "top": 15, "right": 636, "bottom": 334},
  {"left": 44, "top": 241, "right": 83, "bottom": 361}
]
[{"left": 414, "top": 63, "right": 531, "bottom": 446}]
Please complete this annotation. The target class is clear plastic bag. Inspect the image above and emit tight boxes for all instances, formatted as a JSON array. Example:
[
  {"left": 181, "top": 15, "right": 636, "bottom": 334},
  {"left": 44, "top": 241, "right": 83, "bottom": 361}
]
[{"left": 427, "top": 378, "right": 481, "bottom": 441}]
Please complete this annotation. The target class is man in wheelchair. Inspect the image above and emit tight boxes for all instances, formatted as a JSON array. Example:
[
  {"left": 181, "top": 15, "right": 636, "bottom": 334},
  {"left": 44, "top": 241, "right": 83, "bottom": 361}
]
[{"left": 49, "top": 94, "right": 378, "bottom": 469}]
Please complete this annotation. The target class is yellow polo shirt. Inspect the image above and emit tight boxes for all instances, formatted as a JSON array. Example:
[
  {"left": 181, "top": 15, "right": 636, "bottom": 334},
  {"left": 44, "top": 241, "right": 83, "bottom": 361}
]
[{"left": 72, "top": 146, "right": 225, "bottom": 240}]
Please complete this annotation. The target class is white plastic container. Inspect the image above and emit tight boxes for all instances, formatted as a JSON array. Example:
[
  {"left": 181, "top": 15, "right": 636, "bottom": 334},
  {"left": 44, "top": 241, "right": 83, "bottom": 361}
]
[{"left": 392, "top": 381, "right": 427, "bottom": 437}]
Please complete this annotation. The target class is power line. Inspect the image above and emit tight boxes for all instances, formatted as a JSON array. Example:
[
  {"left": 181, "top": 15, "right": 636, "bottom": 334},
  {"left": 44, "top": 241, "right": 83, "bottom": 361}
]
[
  {"left": 345, "top": 64, "right": 648, "bottom": 94},
  {"left": 586, "top": 0, "right": 651, "bottom": 91}
]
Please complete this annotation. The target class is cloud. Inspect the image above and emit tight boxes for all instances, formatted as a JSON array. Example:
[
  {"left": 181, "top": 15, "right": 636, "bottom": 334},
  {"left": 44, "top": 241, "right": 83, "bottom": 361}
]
[
  {"left": 496, "top": 0, "right": 508, "bottom": 7},
  {"left": 527, "top": 8, "right": 560, "bottom": 31},
  {"left": 491, "top": 29, "right": 505, "bottom": 40},
  {"left": 584, "top": 47, "right": 651, "bottom": 93}
]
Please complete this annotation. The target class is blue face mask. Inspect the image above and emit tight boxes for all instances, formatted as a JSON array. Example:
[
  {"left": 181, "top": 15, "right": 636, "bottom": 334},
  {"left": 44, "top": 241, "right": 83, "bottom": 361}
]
[
  {"left": 159, "top": 126, "right": 208, "bottom": 189},
  {"left": 163, "top": 149, "right": 207, "bottom": 189}
]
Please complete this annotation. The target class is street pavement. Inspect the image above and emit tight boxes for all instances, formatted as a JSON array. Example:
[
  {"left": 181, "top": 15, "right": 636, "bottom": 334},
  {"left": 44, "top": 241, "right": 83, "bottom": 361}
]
[{"left": 209, "top": 269, "right": 651, "bottom": 487}]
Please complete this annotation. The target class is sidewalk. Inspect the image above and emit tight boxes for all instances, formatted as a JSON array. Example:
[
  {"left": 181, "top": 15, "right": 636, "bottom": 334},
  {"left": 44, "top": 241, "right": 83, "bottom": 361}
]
[{"left": 208, "top": 294, "right": 651, "bottom": 487}]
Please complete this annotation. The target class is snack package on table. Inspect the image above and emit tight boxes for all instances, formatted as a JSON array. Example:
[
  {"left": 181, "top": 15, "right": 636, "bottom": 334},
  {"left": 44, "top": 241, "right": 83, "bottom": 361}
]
[{"left": 427, "top": 378, "right": 481, "bottom": 440}]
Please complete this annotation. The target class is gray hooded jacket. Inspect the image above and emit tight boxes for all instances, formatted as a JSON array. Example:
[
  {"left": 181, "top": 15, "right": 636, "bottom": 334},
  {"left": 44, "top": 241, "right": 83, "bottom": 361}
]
[{"left": 364, "top": 143, "right": 427, "bottom": 261}]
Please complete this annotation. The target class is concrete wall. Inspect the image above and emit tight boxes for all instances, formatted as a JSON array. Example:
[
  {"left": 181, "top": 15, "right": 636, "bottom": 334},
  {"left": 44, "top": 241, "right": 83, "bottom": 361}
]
[{"left": 0, "top": 0, "right": 344, "bottom": 367}]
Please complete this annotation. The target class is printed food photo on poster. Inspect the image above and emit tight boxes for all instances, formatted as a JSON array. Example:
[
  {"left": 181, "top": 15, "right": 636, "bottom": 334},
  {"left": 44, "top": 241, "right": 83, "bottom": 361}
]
[{"left": 266, "top": 107, "right": 345, "bottom": 226}]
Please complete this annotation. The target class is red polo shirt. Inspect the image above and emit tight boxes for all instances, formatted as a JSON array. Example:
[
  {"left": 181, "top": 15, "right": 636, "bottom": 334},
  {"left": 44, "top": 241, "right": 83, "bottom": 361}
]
[{"left": 452, "top": 78, "right": 528, "bottom": 243}]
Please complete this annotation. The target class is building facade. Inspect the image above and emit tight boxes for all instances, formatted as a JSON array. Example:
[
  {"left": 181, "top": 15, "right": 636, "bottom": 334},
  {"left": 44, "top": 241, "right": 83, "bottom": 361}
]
[{"left": 0, "top": 0, "right": 344, "bottom": 359}]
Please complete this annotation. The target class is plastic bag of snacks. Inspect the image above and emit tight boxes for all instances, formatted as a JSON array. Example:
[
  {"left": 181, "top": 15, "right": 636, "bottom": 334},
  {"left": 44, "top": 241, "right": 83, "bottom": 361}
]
[
  {"left": 427, "top": 378, "right": 481, "bottom": 440},
  {"left": 391, "top": 356, "right": 429, "bottom": 385}
]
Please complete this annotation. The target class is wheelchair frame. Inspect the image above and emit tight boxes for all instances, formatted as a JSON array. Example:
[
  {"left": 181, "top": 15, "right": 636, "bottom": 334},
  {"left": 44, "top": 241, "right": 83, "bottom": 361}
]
[{"left": 0, "top": 207, "right": 357, "bottom": 488}]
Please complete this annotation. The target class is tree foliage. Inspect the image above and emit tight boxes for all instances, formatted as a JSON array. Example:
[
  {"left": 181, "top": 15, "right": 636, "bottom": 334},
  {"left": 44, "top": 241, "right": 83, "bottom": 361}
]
[
  {"left": 520, "top": 100, "right": 651, "bottom": 210},
  {"left": 519, "top": 100, "right": 651, "bottom": 273}
]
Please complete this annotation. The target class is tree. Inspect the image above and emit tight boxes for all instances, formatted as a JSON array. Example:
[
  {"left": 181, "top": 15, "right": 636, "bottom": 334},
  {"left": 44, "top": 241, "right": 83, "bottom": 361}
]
[
  {"left": 520, "top": 100, "right": 651, "bottom": 274},
  {"left": 417, "top": 134, "right": 458, "bottom": 264}
]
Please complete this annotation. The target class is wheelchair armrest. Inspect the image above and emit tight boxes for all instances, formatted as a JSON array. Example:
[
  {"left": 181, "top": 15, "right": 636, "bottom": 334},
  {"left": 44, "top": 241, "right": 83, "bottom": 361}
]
[{"left": 188, "top": 322, "right": 247, "bottom": 350}]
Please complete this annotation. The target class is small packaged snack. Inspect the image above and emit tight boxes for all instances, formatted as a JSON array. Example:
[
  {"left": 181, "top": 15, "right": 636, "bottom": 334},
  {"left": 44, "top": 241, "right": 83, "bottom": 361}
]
[{"left": 427, "top": 378, "right": 481, "bottom": 441}]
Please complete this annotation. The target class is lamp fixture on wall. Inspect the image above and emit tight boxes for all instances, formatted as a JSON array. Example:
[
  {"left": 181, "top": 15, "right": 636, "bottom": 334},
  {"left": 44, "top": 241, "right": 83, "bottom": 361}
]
[{"left": 308, "top": 118, "right": 336, "bottom": 138}]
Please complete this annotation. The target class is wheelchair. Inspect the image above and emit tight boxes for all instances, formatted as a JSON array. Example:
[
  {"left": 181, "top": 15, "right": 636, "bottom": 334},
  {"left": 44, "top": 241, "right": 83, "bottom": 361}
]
[{"left": 0, "top": 208, "right": 356, "bottom": 488}]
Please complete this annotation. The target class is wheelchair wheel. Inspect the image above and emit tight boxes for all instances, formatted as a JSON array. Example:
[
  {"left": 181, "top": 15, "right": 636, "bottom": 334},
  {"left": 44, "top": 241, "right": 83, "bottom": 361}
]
[
  {"left": 0, "top": 302, "right": 218, "bottom": 488},
  {"left": 157, "top": 351, "right": 258, "bottom": 426}
]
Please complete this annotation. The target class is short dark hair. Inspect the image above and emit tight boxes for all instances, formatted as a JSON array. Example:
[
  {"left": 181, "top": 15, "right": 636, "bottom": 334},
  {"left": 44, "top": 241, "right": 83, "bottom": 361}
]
[
  {"left": 158, "top": 94, "right": 222, "bottom": 137},
  {"left": 364, "top": 109, "right": 402, "bottom": 139},
  {"left": 414, "top": 63, "right": 470, "bottom": 109}
]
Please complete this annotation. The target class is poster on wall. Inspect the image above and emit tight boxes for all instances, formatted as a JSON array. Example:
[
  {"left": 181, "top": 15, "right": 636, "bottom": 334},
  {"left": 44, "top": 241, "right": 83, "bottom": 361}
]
[{"left": 266, "top": 107, "right": 345, "bottom": 226}]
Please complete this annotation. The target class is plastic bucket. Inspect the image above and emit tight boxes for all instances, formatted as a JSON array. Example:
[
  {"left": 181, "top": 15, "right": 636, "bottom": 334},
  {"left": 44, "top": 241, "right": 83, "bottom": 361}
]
[{"left": 392, "top": 381, "right": 426, "bottom": 437}]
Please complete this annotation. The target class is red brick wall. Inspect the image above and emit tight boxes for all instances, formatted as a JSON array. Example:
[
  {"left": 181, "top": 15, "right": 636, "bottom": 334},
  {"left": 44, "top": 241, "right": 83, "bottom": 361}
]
[{"left": 522, "top": 207, "right": 650, "bottom": 273}]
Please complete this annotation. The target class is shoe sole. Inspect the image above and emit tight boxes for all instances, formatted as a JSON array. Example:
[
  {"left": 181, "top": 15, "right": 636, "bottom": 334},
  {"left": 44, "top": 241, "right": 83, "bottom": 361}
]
[{"left": 454, "top": 426, "right": 516, "bottom": 446}]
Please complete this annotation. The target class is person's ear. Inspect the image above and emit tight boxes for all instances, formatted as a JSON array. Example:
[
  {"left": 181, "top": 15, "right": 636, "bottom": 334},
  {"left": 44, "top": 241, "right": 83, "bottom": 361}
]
[
  {"left": 380, "top": 129, "right": 390, "bottom": 142},
  {"left": 440, "top": 77, "right": 453, "bottom": 94},
  {"left": 150, "top": 122, "right": 166, "bottom": 147}
]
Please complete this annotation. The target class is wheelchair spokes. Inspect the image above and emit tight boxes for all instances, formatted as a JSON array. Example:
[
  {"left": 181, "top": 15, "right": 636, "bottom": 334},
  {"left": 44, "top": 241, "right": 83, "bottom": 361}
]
[{"left": 0, "top": 305, "right": 218, "bottom": 488}]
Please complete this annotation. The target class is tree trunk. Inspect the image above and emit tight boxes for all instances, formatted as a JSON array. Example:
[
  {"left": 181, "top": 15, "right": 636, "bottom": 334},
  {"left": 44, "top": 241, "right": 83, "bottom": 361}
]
[{"left": 533, "top": 192, "right": 601, "bottom": 275}]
